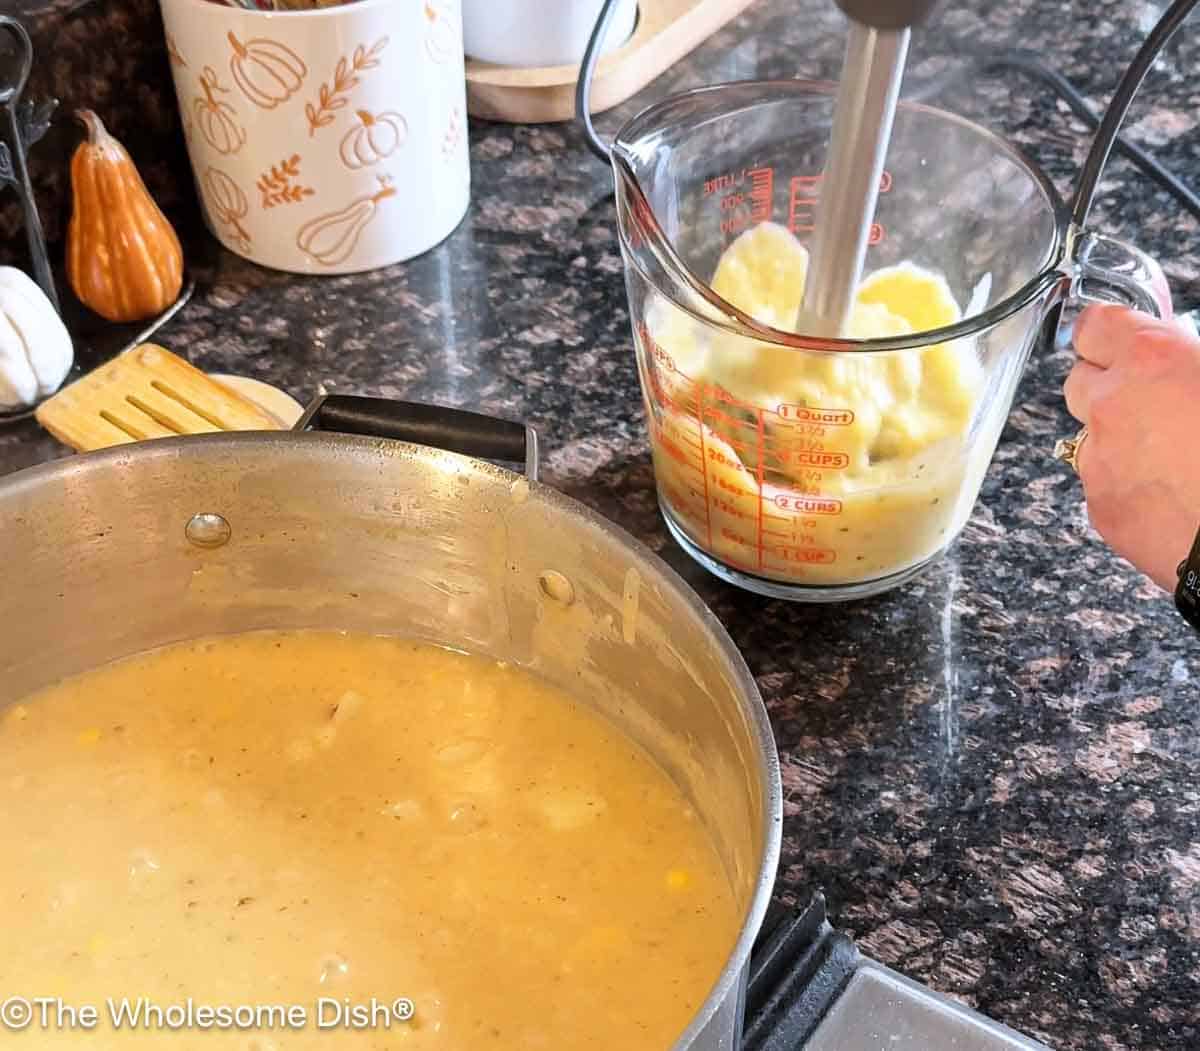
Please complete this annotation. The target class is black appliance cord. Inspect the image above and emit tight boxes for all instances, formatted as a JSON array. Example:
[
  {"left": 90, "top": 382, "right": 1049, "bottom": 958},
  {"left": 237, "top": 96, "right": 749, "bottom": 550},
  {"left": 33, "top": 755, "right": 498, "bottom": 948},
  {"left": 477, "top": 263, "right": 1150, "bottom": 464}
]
[
  {"left": 1069, "top": 0, "right": 1200, "bottom": 228},
  {"left": 576, "top": 0, "right": 627, "bottom": 162},
  {"left": 574, "top": 1, "right": 1200, "bottom": 308}
]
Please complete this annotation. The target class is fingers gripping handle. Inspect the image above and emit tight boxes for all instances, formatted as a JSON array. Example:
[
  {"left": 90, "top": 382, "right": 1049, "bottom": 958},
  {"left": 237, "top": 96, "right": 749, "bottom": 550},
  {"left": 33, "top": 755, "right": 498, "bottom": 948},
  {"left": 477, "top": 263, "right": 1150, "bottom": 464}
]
[
  {"left": 295, "top": 395, "right": 540, "bottom": 481},
  {"left": 1070, "top": 230, "right": 1170, "bottom": 319}
]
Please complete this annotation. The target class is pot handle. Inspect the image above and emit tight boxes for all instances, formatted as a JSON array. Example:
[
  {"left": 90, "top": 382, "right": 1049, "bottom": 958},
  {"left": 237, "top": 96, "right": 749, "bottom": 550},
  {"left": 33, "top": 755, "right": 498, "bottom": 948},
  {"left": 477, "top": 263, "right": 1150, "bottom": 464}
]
[{"left": 294, "top": 394, "right": 540, "bottom": 481}]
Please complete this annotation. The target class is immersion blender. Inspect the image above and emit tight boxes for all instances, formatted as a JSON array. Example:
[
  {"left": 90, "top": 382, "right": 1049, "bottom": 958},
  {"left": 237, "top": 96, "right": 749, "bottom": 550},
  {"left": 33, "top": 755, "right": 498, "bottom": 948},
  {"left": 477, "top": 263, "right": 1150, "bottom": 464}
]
[{"left": 796, "top": 0, "right": 942, "bottom": 337}]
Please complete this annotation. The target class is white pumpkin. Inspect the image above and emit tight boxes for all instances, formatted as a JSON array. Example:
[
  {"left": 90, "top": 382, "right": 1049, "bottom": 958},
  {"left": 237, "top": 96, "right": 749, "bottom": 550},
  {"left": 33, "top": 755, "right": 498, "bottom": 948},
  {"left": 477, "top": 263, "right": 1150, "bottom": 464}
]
[{"left": 0, "top": 267, "right": 73, "bottom": 411}]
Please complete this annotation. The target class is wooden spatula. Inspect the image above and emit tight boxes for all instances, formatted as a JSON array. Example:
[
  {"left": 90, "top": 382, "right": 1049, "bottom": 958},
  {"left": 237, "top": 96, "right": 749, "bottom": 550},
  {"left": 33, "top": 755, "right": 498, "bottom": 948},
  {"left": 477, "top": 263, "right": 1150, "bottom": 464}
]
[{"left": 35, "top": 343, "right": 293, "bottom": 453}]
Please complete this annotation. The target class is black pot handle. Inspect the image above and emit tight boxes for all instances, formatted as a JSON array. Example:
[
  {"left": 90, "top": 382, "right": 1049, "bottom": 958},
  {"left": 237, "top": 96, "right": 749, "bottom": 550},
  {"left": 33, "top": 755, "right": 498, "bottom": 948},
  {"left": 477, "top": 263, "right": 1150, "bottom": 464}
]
[{"left": 294, "top": 394, "right": 540, "bottom": 481}]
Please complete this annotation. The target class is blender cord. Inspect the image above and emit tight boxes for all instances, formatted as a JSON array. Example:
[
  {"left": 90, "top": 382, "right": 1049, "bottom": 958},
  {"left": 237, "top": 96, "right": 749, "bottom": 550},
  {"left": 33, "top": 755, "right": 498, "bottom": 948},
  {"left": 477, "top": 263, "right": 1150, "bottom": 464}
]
[
  {"left": 976, "top": 52, "right": 1200, "bottom": 227},
  {"left": 1071, "top": 0, "right": 1200, "bottom": 228},
  {"left": 576, "top": 3, "right": 1200, "bottom": 219},
  {"left": 576, "top": 0, "right": 625, "bottom": 162},
  {"left": 574, "top": 0, "right": 1200, "bottom": 301}
]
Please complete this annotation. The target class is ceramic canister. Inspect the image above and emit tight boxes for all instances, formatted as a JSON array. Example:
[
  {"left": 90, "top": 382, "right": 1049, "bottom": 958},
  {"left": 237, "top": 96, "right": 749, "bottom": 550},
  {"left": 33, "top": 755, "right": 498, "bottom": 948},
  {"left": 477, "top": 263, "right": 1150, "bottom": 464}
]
[{"left": 159, "top": 0, "right": 470, "bottom": 273}]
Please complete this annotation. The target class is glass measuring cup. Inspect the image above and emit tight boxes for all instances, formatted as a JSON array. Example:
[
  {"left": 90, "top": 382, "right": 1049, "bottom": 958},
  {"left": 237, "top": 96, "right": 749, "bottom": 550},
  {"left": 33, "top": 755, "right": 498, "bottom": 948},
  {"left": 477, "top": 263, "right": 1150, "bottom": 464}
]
[{"left": 612, "top": 80, "right": 1166, "bottom": 602}]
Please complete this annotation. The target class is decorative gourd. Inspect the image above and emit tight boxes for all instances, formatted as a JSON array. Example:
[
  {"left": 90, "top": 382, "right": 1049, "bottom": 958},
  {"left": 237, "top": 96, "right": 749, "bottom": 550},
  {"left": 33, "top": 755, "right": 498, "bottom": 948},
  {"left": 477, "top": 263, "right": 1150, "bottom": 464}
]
[
  {"left": 0, "top": 266, "right": 73, "bottom": 411},
  {"left": 193, "top": 67, "right": 246, "bottom": 155},
  {"left": 296, "top": 179, "right": 396, "bottom": 267},
  {"left": 66, "top": 111, "right": 184, "bottom": 324},
  {"left": 339, "top": 110, "right": 407, "bottom": 170},
  {"left": 228, "top": 31, "right": 307, "bottom": 110}
]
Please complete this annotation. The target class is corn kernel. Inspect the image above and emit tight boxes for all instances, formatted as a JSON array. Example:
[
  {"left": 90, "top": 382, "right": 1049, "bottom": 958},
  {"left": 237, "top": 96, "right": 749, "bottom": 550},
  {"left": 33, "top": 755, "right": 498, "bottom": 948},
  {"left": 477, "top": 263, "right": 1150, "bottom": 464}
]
[
  {"left": 77, "top": 728, "right": 102, "bottom": 747},
  {"left": 87, "top": 933, "right": 108, "bottom": 956},
  {"left": 666, "top": 869, "right": 691, "bottom": 890}
]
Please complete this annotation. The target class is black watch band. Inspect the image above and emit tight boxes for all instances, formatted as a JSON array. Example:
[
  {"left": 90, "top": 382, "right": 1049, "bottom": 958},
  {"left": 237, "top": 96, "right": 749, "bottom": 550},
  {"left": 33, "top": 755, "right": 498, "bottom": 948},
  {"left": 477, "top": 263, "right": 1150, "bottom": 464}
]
[{"left": 1175, "top": 527, "right": 1200, "bottom": 631}]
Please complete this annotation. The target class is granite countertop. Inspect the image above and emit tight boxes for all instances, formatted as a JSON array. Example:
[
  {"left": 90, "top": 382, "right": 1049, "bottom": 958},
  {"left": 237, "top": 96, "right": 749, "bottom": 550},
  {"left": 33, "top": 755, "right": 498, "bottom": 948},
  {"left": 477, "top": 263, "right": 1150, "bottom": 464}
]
[{"left": 3, "top": 0, "right": 1199, "bottom": 1047}]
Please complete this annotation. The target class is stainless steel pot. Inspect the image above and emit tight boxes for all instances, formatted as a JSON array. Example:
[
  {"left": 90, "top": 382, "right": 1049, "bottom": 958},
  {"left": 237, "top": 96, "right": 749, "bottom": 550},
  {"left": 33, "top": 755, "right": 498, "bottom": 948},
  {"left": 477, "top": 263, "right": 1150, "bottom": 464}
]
[{"left": 0, "top": 396, "right": 783, "bottom": 1051}]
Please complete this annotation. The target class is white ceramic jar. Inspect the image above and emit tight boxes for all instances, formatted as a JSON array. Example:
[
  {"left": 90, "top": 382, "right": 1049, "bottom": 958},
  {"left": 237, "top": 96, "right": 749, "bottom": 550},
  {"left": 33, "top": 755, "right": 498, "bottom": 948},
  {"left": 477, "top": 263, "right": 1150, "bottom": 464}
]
[
  {"left": 158, "top": 0, "right": 470, "bottom": 273},
  {"left": 462, "top": 0, "right": 638, "bottom": 68}
]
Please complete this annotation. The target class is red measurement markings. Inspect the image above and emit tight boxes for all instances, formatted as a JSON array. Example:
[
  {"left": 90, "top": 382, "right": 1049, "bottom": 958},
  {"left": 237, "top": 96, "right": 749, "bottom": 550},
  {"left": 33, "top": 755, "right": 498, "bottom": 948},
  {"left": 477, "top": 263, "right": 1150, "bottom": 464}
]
[
  {"left": 663, "top": 483, "right": 712, "bottom": 526},
  {"left": 703, "top": 171, "right": 744, "bottom": 195},
  {"left": 714, "top": 496, "right": 755, "bottom": 520},
  {"left": 638, "top": 323, "right": 705, "bottom": 417},
  {"left": 705, "top": 444, "right": 745, "bottom": 469},
  {"left": 637, "top": 322, "right": 676, "bottom": 373},
  {"left": 714, "top": 474, "right": 753, "bottom": 496},
  {"left": 773, "top": 493, "right": 843, "bottom": 515},
  {"left": 775, "top": 546, "right": 837, "bottom": 565},
  {"left": 704, "top": 382, "right": 763, "bottom": 412},
  {"left": 701, "top": 404, "right": 755, "bottom": 430},
  {"left": 787, "top": 171, "right": 891, "bottom": 242},
  {"left": 661, "top": 480, "right": 693, "bottom": 510},
  {"left": 713, "top": 432, "right": 760, "bottom": 457},
  {"left": 755, "top": 408, "right": 766, "bottom": 571},
  {"left": 747, "top": 167, "right": 773, "bottom": 222},
  {"left": 696, "top": 384, "right": 714, "bottom": 550},
  {"left": 720, "top": 525, "right": 757, "bottom": 550},
  {"left": 787, "top": 175, "right": 821, "bottom": 234},
  {"left": 761, "top": 443, "right": 850, "bottom": 470},
  {"left": 656, "top": 426, "right": 693, "bottom": 468},
  {"left": 625, "top": 194, "right": 657, "bottom": 251},
  {"left": 646, "top": 364, "right": 696, "bottom": 417},
  {"left": 715, "top": 166, "right": 776, "bottom": 235},
  {"left": 788, "top": 450, "right": 850, "bottom": 470},
  {"left": 775, "top": 404, "right": 855, "bottom": 426}
]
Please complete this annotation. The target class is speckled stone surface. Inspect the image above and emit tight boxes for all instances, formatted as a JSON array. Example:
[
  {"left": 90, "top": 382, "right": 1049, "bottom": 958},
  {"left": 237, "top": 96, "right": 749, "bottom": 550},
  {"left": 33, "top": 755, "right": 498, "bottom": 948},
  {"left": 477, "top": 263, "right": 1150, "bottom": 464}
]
[
  {"left": 3, "top": 1, "right": 1200, "bottom": 1048},
  {"left": 1, "top": 0, "right": 191, "bottom": 253}
]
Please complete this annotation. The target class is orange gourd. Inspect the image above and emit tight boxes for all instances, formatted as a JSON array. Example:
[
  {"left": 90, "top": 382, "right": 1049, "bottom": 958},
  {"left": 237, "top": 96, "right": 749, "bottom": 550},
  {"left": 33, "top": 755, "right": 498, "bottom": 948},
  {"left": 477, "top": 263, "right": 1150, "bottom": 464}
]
[{"left": 66, "top": 110, "right": 184, "bottom": 324}]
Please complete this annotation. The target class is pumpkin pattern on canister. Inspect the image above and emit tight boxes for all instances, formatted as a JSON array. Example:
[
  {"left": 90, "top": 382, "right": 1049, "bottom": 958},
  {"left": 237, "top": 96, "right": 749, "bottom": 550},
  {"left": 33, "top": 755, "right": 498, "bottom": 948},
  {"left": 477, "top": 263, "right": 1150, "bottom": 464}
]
[
  {"left": 424, "top": 0, "right": 460, "bottom": 65},
  {"left": 295, "top": 176, "right": 397, "bottom": 267},
  {"left": 442, "top": 105, "right": 464, "bottom": 162},
  {"left": 304, "top": 37, "right": 389, "bottom": 137},
  {"left": 339, "top": 110, "right": 407, "bottom": 171},
  {"left": 166, "top": 33, "right": 188, "bottom": 69},
  {"left": 193, "top": 66, "right": 246, "bottom": 156},
  {"left": 228, "top": 31, "right": 308, "bottom": 111},
  {"left": 203, "top": 167, "right": 253, "bottom": 253}
]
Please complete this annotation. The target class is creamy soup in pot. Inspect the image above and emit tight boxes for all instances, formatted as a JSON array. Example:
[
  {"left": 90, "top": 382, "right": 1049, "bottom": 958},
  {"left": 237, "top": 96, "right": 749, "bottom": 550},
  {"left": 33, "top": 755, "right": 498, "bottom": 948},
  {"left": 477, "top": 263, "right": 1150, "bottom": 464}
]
[{"left": 1, "top": 631, "right": 739, "bottom": 1048}]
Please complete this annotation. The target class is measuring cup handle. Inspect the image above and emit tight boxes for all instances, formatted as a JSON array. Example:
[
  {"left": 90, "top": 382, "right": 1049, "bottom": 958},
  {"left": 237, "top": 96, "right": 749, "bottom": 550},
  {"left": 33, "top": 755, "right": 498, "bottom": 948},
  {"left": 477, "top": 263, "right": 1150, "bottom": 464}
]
[
  {"left": 1069, "top": 230, "right": 1171, "bottom": 319},
  {"left": 294, "top": 394, "right": 540, "bottom": 481}
]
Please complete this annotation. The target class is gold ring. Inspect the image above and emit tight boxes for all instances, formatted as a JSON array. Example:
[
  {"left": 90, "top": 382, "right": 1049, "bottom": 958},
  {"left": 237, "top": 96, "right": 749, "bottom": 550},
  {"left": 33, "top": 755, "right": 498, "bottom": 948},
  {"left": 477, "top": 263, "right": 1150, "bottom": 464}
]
[{"left": 1053, "top": 425, "right": 1089, "bottom": 473}]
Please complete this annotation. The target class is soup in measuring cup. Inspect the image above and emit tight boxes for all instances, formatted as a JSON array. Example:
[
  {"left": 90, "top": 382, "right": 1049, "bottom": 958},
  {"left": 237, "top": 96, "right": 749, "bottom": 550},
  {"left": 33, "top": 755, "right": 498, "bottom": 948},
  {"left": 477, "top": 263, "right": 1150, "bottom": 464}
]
[
  {"left": 1, "top": 630, "right": 739, "bottom": 1048},
  {"left": 638, "top": 221, "right": 998, "bottom": 588}
]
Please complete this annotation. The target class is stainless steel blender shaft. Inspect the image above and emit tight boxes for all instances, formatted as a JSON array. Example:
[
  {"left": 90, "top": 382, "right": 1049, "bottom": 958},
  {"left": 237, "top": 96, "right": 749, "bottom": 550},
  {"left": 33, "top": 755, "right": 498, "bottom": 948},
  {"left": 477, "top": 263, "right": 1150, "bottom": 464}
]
[
  {"left": 796, "top": 22, "right": 909, "bottom": 337},
  {"left": 796, "top": 0, "right": 940, "bottom": 337}
]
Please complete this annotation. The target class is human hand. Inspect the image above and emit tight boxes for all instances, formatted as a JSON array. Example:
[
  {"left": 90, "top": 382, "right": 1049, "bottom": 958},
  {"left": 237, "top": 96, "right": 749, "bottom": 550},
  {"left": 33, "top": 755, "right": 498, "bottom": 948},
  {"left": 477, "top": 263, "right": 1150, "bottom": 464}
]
[{"left": 1064, "top": 304, "right": 1200, "bottom": 592}]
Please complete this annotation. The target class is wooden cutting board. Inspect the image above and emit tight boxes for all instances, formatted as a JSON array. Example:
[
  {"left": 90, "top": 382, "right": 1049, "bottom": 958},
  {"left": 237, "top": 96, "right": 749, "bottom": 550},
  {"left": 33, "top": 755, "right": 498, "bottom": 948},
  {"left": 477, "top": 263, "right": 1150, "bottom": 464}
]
[{"left": 465, "top": 0, "right": 758, "bottom": 123}]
